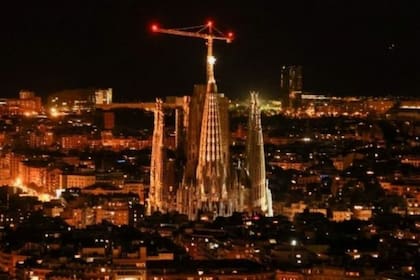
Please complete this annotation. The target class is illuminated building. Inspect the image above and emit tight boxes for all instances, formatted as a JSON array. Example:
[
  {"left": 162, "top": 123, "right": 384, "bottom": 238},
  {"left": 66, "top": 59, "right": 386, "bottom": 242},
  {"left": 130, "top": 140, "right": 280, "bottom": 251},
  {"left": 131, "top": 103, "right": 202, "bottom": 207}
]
[
  {"left": 0, "top": 90, "right": 42, "bottom": 116},
  {"left": 172, "top": 96, "right": 189, "bottom": 152},
  {"left": 59, "top": 173, "right": 96, "bottom": 189},
  {"left": 352, "top": 206, "right": 372, "bottom": 221},
  {"left": 59, "top": 134, "right": 89, "bottom": 150},
  {"left": 148, "top": 22, "right": 272, "bottom": 220},
  {"left": 47, "top": 88, "right": 97, "bottom": 114},
  {"left": 154, "top": 86, "right": 270, "bottom": 220},
  {"left": 275, "top": 270, "right": 305, "bottom": 280},
  {"left": 94, "top": 203, "right": 130, "bottom": 226},
  {"left": 148, "top": 99, "right": 165, "bottom": 214},
  {"left": 401, "top": 155, "right": 420, "bottom": 168},
  {"left": 19, "top": 160, "right": 48, "bottom": 189},
  {"left": 27, "top": 130, "right": 55, "bottom": 148},
  {"left": 98, "top": 89, "right": 115, "bottom": 130},
  {"left": 246, "top": 92, "right": 273, "bottom": 216},
  {"left": 174, "top": 35, "right": 235, "bottom": 219},
  {"left": 331, "top": 210, "right": 352, "bottom": 222},
  {"left": 94, "top": 88, "right": 113, "bottom": 105},
  {"left": 9, "top": 152, "right": 24, "bottom": 182},
  {"left": 192, "top": 74, "right": 230, "bottom": 218},
  {"left": 280, "top": 201, "right": 307, "bottom": 221},
  {"left": 0, "top": 153, "right": 11, "bottom": 186},
  {"left": 0, "top": 250, "right": 27, "bottom": 277},
  {"left": 46, "top": 168, "right": 62, "bottom": 194},
  {"left": 100, "top": 133, "right": 151, "bottom": 151},
  {"left": 145, "top": 259, "right": 274, "bottom": 279},
  {"left": 290, "top": 94, "right": 396, "bottom": 117}
]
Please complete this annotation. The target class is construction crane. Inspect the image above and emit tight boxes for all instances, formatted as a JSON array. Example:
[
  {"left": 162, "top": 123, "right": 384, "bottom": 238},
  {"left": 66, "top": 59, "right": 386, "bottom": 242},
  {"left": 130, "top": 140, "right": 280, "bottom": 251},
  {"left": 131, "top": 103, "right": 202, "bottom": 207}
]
[{"left": 150, "top": 21, "right": 234, "bottom": 93}]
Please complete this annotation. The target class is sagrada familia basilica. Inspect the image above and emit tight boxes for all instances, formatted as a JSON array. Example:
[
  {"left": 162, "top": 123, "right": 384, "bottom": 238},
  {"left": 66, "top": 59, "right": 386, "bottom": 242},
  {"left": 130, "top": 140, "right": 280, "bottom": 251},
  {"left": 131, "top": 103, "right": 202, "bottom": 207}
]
[{"left": 147, "top": 23, "right": 272, "bottom": 220}]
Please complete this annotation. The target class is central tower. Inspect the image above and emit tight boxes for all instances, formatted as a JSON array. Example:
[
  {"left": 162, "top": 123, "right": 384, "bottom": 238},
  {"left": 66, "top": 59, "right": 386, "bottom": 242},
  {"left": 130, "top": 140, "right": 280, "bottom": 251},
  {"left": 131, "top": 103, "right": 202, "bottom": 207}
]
[{"left": 195, "top": 23, "right": 230, "bottom": 217}]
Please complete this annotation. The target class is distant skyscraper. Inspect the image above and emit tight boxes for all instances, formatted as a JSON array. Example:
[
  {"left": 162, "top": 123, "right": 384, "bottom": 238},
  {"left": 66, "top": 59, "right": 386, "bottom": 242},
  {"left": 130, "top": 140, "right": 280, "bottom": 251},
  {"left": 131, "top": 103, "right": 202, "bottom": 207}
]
[
  {"left": 280, "top": 65, "right": 303, "bottom": 109},
  {"left": 95, "top": 88, "right": 113, "bottom": 105}
]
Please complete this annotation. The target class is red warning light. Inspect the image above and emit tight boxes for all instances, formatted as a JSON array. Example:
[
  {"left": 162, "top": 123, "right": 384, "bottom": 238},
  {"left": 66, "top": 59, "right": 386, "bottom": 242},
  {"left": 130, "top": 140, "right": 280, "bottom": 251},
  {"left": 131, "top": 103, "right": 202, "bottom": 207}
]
[
  {"left": 151, "top": 24, "right": 159, "bottom": 32},
  {"left": 227, "top": 32, "right": 234, "bottom": 43},
  {"left": 207, "top": 20, "right": 213, "bottom": 27}
]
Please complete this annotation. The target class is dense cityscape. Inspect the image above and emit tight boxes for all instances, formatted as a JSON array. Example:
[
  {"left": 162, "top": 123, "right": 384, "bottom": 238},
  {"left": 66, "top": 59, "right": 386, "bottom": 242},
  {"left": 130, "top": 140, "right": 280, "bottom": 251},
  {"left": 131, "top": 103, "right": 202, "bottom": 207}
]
[
  {"left": 1, "top": 3, "right": 420, "bottom": 279},
  {"left": 0, "top": 60, "right": 420, "bottom": 279}
]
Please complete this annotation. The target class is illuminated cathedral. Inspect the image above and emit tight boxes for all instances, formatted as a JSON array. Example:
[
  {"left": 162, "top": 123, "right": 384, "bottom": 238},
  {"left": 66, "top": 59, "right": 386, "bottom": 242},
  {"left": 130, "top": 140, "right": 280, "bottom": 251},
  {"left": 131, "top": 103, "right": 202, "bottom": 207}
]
[{"left": 148, "top": 34, "right": 272, "bottom": 220}]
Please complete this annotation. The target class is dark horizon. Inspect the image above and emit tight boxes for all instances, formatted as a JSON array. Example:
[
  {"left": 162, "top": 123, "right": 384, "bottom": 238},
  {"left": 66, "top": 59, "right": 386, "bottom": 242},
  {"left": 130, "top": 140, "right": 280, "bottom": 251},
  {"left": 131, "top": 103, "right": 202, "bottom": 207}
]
[{"left": 0, "top": 0, "right": 419, "bottom": 101}]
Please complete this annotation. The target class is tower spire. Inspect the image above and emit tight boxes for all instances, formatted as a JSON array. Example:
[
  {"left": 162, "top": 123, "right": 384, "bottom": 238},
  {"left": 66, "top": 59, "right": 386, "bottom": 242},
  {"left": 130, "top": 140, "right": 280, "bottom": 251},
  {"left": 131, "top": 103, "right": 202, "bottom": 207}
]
[
  {"left": 148, "top": 98, "right": 165, "bottom": 215},
  {"left": 246, "top": 92, "right": 273, "bottom": 216},
  {"left": 205, "top": 21, "right": 217, "bottom": 94}
]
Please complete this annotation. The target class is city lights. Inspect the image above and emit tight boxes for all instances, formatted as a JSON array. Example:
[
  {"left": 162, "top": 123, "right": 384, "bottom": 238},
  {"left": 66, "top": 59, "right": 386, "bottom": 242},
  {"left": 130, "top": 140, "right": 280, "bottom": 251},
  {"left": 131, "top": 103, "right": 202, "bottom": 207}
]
[{"left": 0, "top": 2, "right": 419, "bottom": 279}]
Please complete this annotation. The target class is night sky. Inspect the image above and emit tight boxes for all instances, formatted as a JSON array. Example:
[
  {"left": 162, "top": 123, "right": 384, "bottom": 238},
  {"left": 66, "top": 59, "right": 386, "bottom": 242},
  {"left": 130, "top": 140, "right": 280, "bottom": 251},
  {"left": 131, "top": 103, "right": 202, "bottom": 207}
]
[{"left": 0, "top": 0, "right": 419, "bottom": 101}]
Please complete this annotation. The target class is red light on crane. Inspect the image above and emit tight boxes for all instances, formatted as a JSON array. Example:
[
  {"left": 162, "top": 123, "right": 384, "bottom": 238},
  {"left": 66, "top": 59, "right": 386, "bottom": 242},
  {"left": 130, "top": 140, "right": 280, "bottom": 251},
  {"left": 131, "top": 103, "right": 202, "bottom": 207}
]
[
  {"left": 226, "top": 32, "right": 234, "bottom": 43},
  {"left": 207, "top": 20, "right": 213, "bottom": 27},
  {"left": 151, "top": 24, "right": 159, "bottom": 32}
]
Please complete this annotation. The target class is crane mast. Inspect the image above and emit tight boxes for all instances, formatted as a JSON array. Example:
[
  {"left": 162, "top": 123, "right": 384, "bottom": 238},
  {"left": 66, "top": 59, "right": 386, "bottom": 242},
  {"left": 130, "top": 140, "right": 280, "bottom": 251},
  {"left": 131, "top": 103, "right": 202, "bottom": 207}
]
[{"left": 151, "top": 21, "right": 233, "bottom": 93}]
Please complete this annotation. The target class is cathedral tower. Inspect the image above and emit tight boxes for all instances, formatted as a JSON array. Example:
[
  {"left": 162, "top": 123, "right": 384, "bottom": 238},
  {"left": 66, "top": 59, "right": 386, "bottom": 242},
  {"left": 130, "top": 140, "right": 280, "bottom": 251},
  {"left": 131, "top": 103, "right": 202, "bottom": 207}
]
[
  {"left": 193, "top": 35, "right": 231, "bottom": 219},
  {"left": 148, "top": 98, "right": 165, "bottom": 214},
  {"left": 246, "top": 92, "right": 273, "bottom": 216}
]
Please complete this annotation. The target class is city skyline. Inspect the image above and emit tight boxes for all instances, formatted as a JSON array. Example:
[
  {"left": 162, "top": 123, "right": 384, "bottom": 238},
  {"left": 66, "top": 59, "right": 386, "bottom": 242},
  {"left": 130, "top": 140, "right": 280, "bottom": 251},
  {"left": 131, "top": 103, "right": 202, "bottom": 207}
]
[
  {"left": 0, "top": 1, "right": 420, "bottom": 274},
  {"left": 0, "top": 1, "right": 419, "bottom": 100}
]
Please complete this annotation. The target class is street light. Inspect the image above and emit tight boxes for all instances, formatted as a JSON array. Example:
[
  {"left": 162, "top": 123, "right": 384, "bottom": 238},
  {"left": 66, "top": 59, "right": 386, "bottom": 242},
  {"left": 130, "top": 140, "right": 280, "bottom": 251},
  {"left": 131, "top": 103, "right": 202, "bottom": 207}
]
[{"left": 290, "top": 239, "right": 297, "bottom": 264}]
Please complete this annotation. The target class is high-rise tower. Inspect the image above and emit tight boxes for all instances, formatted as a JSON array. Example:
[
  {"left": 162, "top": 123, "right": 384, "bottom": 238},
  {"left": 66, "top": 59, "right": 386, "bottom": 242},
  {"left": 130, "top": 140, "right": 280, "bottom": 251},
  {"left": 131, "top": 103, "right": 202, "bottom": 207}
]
[
  {"left": 246, "top": 92, "right": 273, "bottom": 216},
  {"left": 280, "top": 65, "right": 303, "bottom": 110}
]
